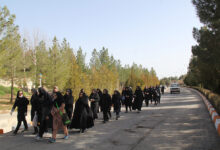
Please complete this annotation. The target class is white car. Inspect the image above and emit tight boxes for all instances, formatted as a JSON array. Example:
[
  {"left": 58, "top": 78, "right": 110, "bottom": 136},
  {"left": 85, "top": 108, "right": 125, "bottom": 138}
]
[{"left": 170, "top": 83, "right": 180, "bottom": 94}]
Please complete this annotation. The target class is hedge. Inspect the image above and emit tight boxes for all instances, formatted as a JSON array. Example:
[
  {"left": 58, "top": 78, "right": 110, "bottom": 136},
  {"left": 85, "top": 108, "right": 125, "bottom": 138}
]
[{"left": 191, "top": 86, "right": 220, "bottom": 114}]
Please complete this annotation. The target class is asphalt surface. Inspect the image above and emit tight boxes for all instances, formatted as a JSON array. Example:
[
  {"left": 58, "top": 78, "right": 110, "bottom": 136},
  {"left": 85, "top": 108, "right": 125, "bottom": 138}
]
[{"left": 0, "top": 88, "right": 220, "bottom": 150}]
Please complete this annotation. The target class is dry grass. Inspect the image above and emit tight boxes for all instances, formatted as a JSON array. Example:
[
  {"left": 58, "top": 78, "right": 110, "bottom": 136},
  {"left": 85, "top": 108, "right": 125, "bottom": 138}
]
[{"left": 192, "top": 87, "right": 220, "bottom": 114}]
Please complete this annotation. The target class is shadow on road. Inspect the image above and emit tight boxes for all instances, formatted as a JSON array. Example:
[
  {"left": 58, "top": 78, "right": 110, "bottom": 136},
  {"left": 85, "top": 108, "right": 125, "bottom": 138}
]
[{"left": 0, "top": 88, "right": 220, "bottom": 150}]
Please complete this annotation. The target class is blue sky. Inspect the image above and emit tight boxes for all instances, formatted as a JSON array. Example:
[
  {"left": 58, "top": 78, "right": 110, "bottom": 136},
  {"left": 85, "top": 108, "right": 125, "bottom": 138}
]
[{"left": 1, "top": 0, "right": 201, "bottom": 79}]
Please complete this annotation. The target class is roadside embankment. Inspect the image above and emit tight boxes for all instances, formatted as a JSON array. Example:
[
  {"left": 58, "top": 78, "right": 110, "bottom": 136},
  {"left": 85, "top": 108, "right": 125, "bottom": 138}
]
[{"left": 189, "top": 87, "right": 220, "bottom": 135}]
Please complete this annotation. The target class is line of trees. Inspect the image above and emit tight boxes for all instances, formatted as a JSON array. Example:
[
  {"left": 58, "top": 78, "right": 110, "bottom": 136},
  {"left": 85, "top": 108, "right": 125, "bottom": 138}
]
[
  {"left": 0, "top": 6, "right": 160, "bottom": 102},
  {"left": 184, "top": 0, "right": 220, "bottom": 94}
]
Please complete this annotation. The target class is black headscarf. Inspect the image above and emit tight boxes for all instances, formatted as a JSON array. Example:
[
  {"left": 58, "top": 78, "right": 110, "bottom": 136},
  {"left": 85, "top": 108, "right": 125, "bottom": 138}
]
[
  {"left": 31, "top": 88, "right": 37, "bottom": 96},
  {"left": 53, "top": 92, "right": 64, "bottom": 108},
  {"left": 16, "top": 90, "right": 25, "bottom": 99},
  {"left": 64, "top": 89, "right": 74, "bottom": 105}
]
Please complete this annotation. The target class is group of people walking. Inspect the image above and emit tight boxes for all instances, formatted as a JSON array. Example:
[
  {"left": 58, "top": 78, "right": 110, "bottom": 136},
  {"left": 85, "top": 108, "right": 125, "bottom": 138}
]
[{"left": 10, "top": 85, "right": 164, "bottom": 143}]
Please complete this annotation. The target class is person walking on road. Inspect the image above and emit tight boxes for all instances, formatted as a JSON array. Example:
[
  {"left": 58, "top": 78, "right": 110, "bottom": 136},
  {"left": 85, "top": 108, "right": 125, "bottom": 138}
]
[
  {"left": 112, "top": 90, "right": 122, "bottom": 120},
  {"left": 133, "top": 86, "right": 144, "bottom": 112},
  {"left": 161, "top": 85, "right": 165, "bottom": 95},
  {"left": 30, "top": 88, "right": 40, "bottom": 135},
  {"left": 156, "top": 85, "right": 161, "bottom": 104},
  {"left": 149, "top": 86, "right": 154, "bottom": 104},
  {"left": 100, "top": 89, "right": 112, "bottom": 123},
  {"left": 124, "top": 87, "right": 133, "bottom": 113},
  {"left": 64, "top": 89, "right": 74, "bottom": 121},
  {"left": 11, "top": 90, "right": 29, "bottom": 135},
  {"left": 143, "top": 86, "right": 151, "bottom": 107},
  {"left": 152, "top": 87, "right": 160, "bottom": 106},
  {"left": 49, "top": 92, "right": 69, "bottom": 143},
  {"left": 89, "top": 89, "right": 100, "bottom": 120},
  {"left": 70, "top": 92, "right": 94, "bottom": 133},
  {"left": 97, "top": 88, "right": 103, "bottom": 113},
  {"left": 35, "top": 87, "right": 53, "bottom": 140}
]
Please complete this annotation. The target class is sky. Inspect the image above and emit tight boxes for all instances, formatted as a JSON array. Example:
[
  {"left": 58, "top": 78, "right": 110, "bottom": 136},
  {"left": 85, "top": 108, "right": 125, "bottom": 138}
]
[{"left": 1, "top": 0, "right": 202, "bottom": 79}]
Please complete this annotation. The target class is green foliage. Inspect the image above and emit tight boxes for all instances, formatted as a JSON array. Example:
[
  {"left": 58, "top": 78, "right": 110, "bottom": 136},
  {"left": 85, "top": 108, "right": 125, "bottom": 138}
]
[
  {"left": 0, "top": 85, "right": 20, "bottom": 96},
  {"left": 160, "top": 76, "right": 179, "bottom": 86},
  {"left": 0, "top": 5, "right": 160, "bottom": 100},
  {"left": 185, "top": 0, "right": 220, "bottom": 94},
  {"left": 125, "top": 65, "right": 160, "bottom": 89}
]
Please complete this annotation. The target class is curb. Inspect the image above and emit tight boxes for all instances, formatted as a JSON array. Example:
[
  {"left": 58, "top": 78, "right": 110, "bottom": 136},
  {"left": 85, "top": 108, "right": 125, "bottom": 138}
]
[{"left": 190, "top": 88, "right": 220, "bottom": 136}]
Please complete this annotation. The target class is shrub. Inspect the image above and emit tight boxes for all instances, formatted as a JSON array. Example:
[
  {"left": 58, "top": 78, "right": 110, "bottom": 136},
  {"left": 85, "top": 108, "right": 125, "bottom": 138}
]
[{"left": 192, "top": 86, "right": 220, "bottom": 114}]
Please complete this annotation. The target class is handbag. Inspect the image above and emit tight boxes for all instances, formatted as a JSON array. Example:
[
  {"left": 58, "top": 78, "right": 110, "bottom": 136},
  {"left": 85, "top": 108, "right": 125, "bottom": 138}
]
[
  {"left": 32, "top": 112, "right": 38, "bottom": 127},
  {"left": 55, "top": 102, "right": 71, "bottom": 125}
]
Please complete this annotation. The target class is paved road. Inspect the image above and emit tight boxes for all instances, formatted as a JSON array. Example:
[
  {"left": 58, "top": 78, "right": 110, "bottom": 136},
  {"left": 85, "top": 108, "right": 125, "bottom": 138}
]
[{"left": 0, "top": 88, "right": 220, "bottom": 150}]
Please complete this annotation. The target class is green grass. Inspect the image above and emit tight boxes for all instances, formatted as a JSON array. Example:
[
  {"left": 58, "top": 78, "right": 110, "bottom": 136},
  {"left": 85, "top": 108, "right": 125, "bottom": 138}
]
[
  {"left": 0, "top": 85, "right": 31, "bottom": 111},
  {"left": 0, "top": 85, "right": 20, "bottom": 96}
]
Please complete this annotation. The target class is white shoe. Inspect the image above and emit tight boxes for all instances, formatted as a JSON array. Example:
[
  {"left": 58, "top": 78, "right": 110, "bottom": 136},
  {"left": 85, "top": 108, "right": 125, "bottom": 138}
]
[{"left": 35, "top": 135, "right": 43, "bottom": 141}]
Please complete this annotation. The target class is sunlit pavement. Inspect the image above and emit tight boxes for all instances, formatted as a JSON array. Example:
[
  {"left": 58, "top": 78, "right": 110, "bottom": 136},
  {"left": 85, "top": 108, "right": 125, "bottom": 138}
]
[{"left": 1, "top": 88, "right": 220, "bottom": 150}]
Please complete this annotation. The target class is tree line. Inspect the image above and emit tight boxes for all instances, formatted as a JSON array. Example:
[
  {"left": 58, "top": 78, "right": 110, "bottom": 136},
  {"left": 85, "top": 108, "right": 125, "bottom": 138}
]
[
  {"left": 0, "top": 6, "right": 160, "bottom": 102},
  {"left": 184, "top": 0, "right": 220, "bottom": 94}
]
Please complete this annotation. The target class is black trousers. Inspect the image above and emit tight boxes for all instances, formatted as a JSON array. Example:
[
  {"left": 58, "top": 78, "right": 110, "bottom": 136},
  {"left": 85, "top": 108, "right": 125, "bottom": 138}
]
[
  {"left": 145, "top": 99, "right": 149, "bottom": 106},
  {"left": 91, "top": 102, "right": 99, "bottom": 119},
  {"left": 125, "top": 105, "right": 132, "bottom": 112},
  {"left": 108, "top": 109, "right": 111, "bottom": 118},
  {"left": 103, "top": 111, "right": 109, "bottom": 122},
  {"left": 14, "top": 113, "right": 28, "bottom": 133},
  {"left": 66, "top": 110, "right": 73, "bottom": 120}
]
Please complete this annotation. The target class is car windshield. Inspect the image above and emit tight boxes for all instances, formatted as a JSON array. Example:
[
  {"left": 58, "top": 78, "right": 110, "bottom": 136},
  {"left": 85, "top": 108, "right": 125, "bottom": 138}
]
[{"left": 171, "top": 84, "right": 179, "bottom": 87}]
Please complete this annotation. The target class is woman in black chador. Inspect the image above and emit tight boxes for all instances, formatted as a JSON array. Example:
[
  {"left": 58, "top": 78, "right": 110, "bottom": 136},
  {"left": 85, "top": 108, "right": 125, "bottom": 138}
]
[
  {"left": 11, "top": 90, "right": 29, "bottom": 135},
  {"left": 89, "top": 89, "right": 100, "bottom": 120},
  {"left": 143, "top": 86, "right": 150, "bottom": 107},
  {"left": 70, "top": 92, "right": 94, "bottom": 133},
  {"left": 133, "top": 86, "right": 144, "bottom": 112},
  {"left": 112, "top": 90, "right": 122, "bottom": 120},
  {"left": 35, "top": 87, "right": 53, "bottom": 140},
  {"left": 64, "top": 89, "right": 74, "bottom": 120},
  {"left": 124, "top": 87, "right": 133, "bottom": 113},
  {"left": 100, "top": 89, "right": 112, "bottom": 123},
  {"left": 30, "top": 88, "right": 40, "bottom": 134},
  {"left": 97, "top": 88, "right": 103, "bottom": 113}
]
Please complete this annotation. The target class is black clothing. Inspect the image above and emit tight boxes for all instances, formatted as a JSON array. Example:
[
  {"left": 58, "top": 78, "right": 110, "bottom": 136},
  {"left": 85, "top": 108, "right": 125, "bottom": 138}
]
[
  {"left": 149, "top": 88, "right": 154, "bottom": 103},
  {"left": 143, "top": 88, "right": 151, "bottom": 106},
  {"left": 30, "top": 89, "right": 40, "bottom": 134},
  {"left": 38, "top": 88, "right": 53, "bottom": 137},
  {"left": 97, "top": 90, "right": 103, "bottom": 113},
  {"left": 14, "top": 114, "right": 28, "bottom": 134},
  {"left": 161, "top": 86, "right": 165, "bottom": 94},
  {"left": 112, "top": 92, "right": 121, "bottom": 113},
  {"left": 64, "top": 90, "right": 74, "bottom": 120},
  {"left": 124, "top": 89, "right": 133, "bottom": 112},
  {"left": 12, "top": 96, "right": 29, "bottom": 115},
  {"left": 38, "top": 88, "right": 53, "bottom": 121},
  {"left": 70, "top": 94, "right": 94, "bottom": 130},
  {"left": 12, "top": 95, "right": 29, "bottom": 134},
  {"left": 112, "top": 91, "right": 122, "bottom": 119},
  {"left": 39, "top": 119, "right": 49, "bottom": 137},
  {"left": 89, "top": 93, "right": 100, "bottom": 119},
  {"left": 100, "top": 93, "right": 112, "bottom": 122},
  {"left": 121, "top": 89, "right": 126, "bottom": 105},
  {"left": 133, "top": 88, "right": 144, "bottom": 111},
  {"left": 30, "top": 92, "right": 40, "bottom": 121},
  {"left": 156, "top": 87, "right": 161, "bottom": 104},
  {"left": 152, "top": 88, "right": 160, "bottom": 105}
]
